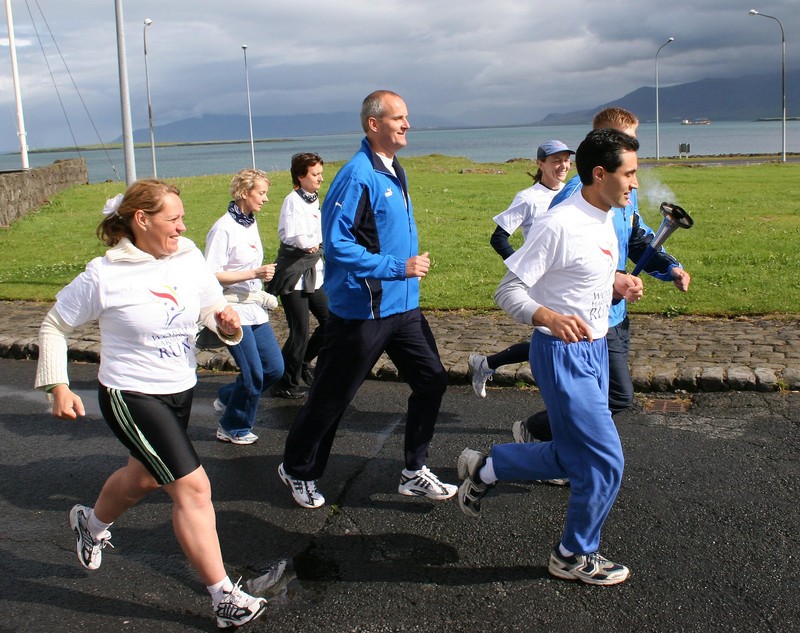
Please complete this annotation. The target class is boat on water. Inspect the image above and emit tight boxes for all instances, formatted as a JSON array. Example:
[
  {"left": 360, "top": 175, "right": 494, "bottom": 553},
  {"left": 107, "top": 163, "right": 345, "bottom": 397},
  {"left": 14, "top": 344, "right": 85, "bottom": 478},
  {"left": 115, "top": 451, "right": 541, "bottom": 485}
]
[{"left": 681, "top": 118, "right": 711, "bottom": 125}]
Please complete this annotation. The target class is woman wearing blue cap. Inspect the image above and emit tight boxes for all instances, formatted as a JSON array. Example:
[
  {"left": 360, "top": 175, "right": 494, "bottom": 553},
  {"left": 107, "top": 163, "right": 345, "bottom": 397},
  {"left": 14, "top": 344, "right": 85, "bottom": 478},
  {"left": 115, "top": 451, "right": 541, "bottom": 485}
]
[{"left": 467, "top": 140, "right": 574, "bottom": 403}]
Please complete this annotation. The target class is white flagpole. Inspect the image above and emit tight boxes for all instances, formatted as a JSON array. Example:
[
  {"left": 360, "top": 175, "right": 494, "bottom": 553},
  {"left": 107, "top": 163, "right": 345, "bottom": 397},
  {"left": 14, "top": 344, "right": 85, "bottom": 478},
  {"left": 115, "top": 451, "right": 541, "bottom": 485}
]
[{"left": 5, "top": 0, "right": 29, "bottom": 169}]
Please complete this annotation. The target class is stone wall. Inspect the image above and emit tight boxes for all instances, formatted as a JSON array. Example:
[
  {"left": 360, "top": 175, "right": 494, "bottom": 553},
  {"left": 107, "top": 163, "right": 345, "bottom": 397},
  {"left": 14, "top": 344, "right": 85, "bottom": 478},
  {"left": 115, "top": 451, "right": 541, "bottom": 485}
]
[{"left": 0, "top": 159, "right": 88, "bottom": 227}]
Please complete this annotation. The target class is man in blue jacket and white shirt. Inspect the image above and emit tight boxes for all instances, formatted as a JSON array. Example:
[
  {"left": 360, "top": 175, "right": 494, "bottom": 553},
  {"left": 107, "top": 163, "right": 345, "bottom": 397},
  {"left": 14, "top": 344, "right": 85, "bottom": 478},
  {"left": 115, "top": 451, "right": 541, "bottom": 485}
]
[{"left": 279, "top": 90, "right": 456, "bottom": 509}]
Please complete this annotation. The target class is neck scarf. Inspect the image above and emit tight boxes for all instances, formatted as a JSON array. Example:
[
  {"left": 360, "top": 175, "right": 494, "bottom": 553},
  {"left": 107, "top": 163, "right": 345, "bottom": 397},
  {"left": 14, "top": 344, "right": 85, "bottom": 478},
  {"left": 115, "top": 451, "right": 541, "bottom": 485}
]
[
  {"left": 296, "top": 188, "right": 318, "bottom": 204},
  {"left": 227, "top": 200, "right": 255, "bottom": 227}
]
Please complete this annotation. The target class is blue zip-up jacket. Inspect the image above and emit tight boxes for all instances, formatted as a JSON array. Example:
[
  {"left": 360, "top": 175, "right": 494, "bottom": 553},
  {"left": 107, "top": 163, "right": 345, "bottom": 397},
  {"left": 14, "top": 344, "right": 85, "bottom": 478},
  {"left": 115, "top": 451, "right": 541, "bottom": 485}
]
[
  {"left": 321, "top": 137, "right": 418, "bottom": 320},
  {"left": 551, "top": 175, "right": 682, "bottom": 327}
]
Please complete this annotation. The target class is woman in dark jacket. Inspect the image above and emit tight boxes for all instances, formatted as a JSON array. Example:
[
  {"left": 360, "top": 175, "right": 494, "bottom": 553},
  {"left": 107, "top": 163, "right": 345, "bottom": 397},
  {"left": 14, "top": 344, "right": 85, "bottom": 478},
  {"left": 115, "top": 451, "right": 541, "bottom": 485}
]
[{"left": 269, "top": 152, "right": 329, "bottom": 398}]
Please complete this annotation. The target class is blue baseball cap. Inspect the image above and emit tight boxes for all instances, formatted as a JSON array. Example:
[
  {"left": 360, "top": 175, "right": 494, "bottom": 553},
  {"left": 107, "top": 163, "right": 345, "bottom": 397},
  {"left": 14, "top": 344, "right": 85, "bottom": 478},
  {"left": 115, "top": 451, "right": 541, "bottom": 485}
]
[{"left": 537, "top": 140, "right": 575, "bottom": 160}]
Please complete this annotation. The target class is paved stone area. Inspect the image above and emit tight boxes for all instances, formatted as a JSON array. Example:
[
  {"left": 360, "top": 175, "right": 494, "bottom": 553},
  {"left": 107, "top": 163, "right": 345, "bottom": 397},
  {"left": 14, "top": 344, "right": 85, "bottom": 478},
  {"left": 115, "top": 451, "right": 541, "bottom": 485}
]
[{"left": 2, "top": 300, "right": 798, "bottom": 393}]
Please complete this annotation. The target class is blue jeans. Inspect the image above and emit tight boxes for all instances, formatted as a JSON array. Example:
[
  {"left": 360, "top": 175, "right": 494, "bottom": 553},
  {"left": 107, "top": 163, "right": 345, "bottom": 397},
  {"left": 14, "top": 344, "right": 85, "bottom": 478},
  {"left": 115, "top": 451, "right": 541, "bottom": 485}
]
[{"left": 218, "top": 322, "right": 283, "bottom": 436}]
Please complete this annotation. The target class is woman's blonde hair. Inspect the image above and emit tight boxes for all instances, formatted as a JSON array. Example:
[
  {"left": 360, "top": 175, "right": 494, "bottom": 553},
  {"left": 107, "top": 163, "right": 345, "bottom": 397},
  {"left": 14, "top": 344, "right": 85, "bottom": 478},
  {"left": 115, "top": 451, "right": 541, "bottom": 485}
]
[
  {"left": 230, "top": 168, "right": 270, "bottom": 201},
  {"left": 96, "top": 179, "right": 180, "bottom": 247}
]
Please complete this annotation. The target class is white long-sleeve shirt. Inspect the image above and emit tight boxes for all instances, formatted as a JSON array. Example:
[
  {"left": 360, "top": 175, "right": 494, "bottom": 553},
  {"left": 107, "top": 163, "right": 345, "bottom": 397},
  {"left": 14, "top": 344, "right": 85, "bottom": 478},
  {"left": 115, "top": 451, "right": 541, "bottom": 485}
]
[{"left": 36, "top": 237, "right": 238, "bottom": 394}]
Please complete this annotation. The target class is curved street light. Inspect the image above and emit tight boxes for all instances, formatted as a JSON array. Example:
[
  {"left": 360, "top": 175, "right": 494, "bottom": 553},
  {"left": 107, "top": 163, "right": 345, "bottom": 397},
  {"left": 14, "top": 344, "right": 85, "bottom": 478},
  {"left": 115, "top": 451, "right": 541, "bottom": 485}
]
[
  {"left": 655, "top": 37, "right": 674, "bottom": 161},
  {"left": 242, "top": 44, "right": 256, "bottom": 169},
  {"left": 143, "top": 18, "right": 156, "bottom": 177},
  {"left": 749, "top": 9, "right": 786, "bottom": 162}
]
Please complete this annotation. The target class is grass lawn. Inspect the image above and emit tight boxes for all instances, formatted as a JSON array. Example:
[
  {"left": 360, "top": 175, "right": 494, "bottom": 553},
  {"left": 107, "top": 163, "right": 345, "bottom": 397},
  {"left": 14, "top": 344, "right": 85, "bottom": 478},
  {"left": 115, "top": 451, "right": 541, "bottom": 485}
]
[{"left": 1, "top": 156, "right": 798, "bottom": 316}]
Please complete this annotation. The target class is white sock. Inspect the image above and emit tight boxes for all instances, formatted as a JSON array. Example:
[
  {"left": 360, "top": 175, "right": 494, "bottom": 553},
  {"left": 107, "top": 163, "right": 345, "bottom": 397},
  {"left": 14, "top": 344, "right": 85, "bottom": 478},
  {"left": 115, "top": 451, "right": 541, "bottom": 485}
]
[
  {"left": 478, "top": 457, "right": 497, "bottom": 485},
  {"left": 559, "top": 543, "right": 574, "bottom": 558},
  {"left": 402, "top": 467, "right": 422, "bottom": 477},
  {"left": 207, "top": 576, "right": 233, "bottom": 606},
  {"left": 86, "top": 509, "right": 113, "bottom": 539}
]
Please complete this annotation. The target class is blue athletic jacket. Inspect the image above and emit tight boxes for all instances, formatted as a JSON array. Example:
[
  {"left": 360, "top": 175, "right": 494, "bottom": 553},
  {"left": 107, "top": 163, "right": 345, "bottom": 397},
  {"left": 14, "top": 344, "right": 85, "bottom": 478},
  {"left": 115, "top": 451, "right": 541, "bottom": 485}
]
[
  {"left": 551, "top": 175, "right": 682, "bottom": 327},
  {"left": 321, "top": 137, "right": 419, "bottom": 320}
]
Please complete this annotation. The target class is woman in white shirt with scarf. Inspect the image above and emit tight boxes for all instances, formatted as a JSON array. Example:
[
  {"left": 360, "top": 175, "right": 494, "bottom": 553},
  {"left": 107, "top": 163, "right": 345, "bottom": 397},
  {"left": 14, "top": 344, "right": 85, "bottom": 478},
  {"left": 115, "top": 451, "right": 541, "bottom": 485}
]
[
  {"left": 204, "top": 169, "right": 284, "bottom": 443},
  {"left": 268, "top": 153, "right": 329, "bottom": 398}
]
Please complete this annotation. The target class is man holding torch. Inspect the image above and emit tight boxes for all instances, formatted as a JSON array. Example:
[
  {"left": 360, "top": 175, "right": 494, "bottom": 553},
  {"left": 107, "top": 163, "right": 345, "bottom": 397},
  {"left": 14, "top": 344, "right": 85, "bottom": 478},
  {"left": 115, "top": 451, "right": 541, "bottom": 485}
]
[
  {"left": 457, "top": 129, "right": 644, "bottom": 585},
  {"left": 513, "top": 107, "right": 691, "bottom": 448}
]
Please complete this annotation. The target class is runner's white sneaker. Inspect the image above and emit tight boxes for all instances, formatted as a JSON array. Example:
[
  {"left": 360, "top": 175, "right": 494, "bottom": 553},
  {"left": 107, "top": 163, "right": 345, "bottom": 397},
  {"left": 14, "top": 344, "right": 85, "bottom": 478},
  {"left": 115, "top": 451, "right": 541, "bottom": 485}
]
[
  {"left": 398, "top": 466, "right": 457, "bottom": 500},
  {"left": 214, "top": 578, "right": 268, "bottom": 629},
  {"left": 216, "top": 427, "right": 259, "bottom": 445},
  {"left": 548, "top": 547, "right": 630, "bottom": 586},
  {"left": 456, "top": 449, "right": 493, "bottom": 518},
  {"left": 511, "top": 419, "right": 533, "bottom": 444},
  {"left": 68, "top": 504, "right": 113, "bottom": 571},
  {"left": 213, "top": 398, "right": 227, "bottom": 415},
  {"left": 467, "top": 353, "right": 494, "bottom": 398},
  {"left": 278, "top": 463, "right": 325, "bottom": 508}
]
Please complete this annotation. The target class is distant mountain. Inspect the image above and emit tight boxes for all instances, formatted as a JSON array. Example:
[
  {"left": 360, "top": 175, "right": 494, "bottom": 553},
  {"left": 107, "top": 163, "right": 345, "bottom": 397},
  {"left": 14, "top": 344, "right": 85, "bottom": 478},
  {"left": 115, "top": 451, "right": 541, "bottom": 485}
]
[
  {"left": 118, "top": 71, "right": 799, "bottom": 144},
  {"left": 536, "top": 70, "right": 800, "bottom": 126},
  {"left": 118, "top": 111, "right": 457, "bottom": 144}
]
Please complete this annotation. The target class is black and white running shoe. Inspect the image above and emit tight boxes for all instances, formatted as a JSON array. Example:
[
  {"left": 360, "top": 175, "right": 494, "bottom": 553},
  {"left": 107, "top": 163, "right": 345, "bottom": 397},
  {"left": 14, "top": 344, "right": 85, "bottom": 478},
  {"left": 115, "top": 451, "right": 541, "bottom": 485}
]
[
  {"left": 548, "top": 547, "right": 630, "bottom": 586},
  {"left": 214, "top": 579, "right": 268, "bottom": 629},
  {"left": 398, "top": 466, "right": 457, "bottom": 500},
  {"left": 69, "top": 504, "right": 112, "bottom": 571},
  {"left": 278, "top": 463, "right": 325, "bottom": 508}
]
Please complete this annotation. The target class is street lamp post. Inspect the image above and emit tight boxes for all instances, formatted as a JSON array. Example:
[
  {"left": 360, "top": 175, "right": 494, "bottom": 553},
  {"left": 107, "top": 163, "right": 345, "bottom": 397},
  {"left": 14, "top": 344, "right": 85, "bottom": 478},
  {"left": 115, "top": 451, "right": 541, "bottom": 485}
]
[
  {"left": 749, "top": 9, "right": 786, "bottom": 162},
  {"left": 143, "top": 18, "right": 156, "bottom": 178},
  {"left": 242, "top": 44, "right": 256, "bottom": 169},
  {"left": 655, "top": 37, "right": 674, "bottom": 161}
]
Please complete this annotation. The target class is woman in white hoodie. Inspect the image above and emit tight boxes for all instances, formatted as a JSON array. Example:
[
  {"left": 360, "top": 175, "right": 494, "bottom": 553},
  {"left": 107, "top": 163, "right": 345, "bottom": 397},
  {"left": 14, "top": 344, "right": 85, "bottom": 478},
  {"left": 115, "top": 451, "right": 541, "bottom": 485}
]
[{"left": 34, "top": 180, "right": 267, "bottom": 629}]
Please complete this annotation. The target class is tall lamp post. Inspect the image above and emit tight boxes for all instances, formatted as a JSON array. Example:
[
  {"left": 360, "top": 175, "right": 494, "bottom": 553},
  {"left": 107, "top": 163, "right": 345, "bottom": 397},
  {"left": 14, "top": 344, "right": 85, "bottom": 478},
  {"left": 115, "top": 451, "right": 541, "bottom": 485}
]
[
  {"left": 143, "top": 18, "right": 156, "bottom": 177},
  {"left": 242, "top": 44, "right": 256, "bottom": 169},
  {"left": 749, "top": 9, "right": 786, "bottom": 162},
  {"left": 655, "top": 37, "right": 674, "bottom": 161}
]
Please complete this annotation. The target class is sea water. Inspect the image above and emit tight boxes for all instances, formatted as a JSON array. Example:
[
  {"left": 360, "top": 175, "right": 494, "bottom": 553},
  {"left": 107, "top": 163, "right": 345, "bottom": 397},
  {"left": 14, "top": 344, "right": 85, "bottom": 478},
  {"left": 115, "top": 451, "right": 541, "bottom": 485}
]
[{"left": 1, "top": 119, "right": 797, "bottom": 184}]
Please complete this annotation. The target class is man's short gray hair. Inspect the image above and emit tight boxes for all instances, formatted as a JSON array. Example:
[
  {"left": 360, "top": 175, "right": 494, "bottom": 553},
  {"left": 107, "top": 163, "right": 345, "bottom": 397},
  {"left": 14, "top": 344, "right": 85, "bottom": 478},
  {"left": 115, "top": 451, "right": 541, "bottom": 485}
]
[{"left": 360, "top": 90, "right": 401, "bottom": 133}]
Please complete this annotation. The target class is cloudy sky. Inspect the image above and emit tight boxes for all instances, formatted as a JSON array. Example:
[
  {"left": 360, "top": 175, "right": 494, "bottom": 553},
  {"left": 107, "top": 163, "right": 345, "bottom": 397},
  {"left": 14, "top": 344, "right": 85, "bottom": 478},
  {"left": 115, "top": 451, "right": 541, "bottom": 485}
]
[{"left": 1, "top": 0, "right": 797, "bottom": 151}]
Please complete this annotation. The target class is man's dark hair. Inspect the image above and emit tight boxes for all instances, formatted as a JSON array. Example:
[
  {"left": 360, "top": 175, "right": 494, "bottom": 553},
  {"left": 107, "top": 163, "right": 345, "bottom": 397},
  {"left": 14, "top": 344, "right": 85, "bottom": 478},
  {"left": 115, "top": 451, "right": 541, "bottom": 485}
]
[{"left": 576, "top": 128, "right": 639, "bottom": 186}]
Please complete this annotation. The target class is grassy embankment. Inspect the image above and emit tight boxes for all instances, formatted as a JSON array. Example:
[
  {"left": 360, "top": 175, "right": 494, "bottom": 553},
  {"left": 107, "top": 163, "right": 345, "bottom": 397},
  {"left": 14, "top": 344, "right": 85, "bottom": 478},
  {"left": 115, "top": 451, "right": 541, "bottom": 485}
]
[{"left": 0, "top": 155, "right": 798, "bottom": 316}]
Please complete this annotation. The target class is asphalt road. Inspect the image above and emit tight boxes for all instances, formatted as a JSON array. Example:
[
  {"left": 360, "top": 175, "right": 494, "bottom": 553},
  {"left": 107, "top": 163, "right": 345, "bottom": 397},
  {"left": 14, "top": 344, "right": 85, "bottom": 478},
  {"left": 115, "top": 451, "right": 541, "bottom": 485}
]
[{"left": 1, "top": 358, "right": 798, "bottom": 633}]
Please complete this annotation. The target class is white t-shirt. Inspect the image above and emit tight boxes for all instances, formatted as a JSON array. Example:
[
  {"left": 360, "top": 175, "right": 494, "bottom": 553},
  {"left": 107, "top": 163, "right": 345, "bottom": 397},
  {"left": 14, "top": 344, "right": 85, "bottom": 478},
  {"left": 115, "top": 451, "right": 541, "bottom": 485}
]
[
  {"left": 504, "top": 192, "right": 619, "bottom": 340},
  {"left": 204, "top": 212, "right": 267, "bottom": 325},
  {"left": 278, "top": 191, "right": 324, "bottom": 291},
  {"left": 492, "top": 181, "right": 563, "bottom": 240},
  {"left": 54, "top": 238, "right": 225, "bottom": 394}
]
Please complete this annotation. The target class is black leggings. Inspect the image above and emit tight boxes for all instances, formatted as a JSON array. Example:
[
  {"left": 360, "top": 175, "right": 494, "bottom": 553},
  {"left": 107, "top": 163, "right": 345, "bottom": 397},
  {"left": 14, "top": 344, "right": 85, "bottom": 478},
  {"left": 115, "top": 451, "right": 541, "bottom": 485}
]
[
  {"left": 487, "top": 341, "right": 529, "bottom": 370},
  {"left": 279, "top": 287, "right": 329, "bottom": 389}
]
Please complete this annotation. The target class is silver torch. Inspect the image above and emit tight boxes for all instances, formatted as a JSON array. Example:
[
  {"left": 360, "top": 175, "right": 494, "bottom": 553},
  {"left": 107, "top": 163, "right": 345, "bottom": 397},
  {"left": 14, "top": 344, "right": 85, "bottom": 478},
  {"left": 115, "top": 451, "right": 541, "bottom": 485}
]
[{"left": 631, "top": 202, "right": 693, "bottom": 276}]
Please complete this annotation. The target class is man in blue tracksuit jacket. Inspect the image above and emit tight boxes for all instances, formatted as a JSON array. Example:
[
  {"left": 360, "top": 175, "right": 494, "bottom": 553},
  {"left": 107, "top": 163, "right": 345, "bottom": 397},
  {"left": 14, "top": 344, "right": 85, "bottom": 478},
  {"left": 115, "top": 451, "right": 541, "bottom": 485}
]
[{"left": 279, "top": 90, "right": 456, "bottom": 509}]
